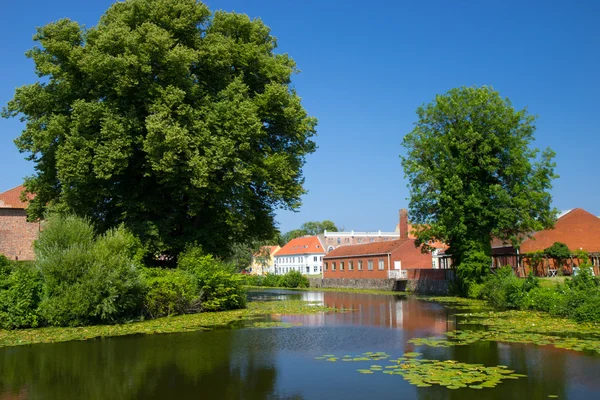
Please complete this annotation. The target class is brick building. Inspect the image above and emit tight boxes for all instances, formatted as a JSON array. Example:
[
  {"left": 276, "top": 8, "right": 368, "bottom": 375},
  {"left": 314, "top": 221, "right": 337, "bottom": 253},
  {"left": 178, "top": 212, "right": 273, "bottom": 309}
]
[
  {"left": 323, "top": 238, "right": 434, "bottom": 280},
  {"left": 274, "top": 236, "right": 325, "bottom": 275},
  {"left": 0, "top": 185, "right": 40, "bottom": 260},
  {"left": 492, "top": 208, "right": 600, "bottom": 275}
]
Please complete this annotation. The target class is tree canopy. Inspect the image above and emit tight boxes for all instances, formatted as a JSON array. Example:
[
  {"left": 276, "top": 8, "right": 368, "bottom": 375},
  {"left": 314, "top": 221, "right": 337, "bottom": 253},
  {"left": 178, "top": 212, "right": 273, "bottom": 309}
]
[
  {"left": 280, "top": 220, "right": 338, "bottom": 244},
  {"left": 401, "top": 86, "right": 557, "bottom": 287},
  {"left": 3, "top": 0, "right": 317, "bottom": 258}
]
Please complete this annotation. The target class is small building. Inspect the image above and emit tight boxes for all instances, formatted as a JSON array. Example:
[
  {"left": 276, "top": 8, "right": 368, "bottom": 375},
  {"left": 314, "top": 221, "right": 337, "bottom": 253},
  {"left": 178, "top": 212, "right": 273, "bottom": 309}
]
[
  {"left": 492, "top": 208, "right": 600, "bottom": 275},
  {"left": 249, "top": 245, "right": 280, "bottom": 275},
  {"left": 0, "top": 185, "right": 40, "bottom": 261},
  {"left": 323, "top": 239, "right": 434, "bottom": 280},
  {"left": 274, "top": 236, "right": 325, "bottom": 275}
]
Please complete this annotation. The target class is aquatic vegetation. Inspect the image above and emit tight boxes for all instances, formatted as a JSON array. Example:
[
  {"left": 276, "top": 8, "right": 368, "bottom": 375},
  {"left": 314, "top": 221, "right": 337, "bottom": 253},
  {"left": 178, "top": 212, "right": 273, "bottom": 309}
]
[
  {"left": 0, "top": 300, "right": 335, "bottom": 348},
  {"left": 314, "top": 352, "right": 526, "bottom": 389},
  {"left": 251, "top": 322, "right": 303, "bottom": 329}
]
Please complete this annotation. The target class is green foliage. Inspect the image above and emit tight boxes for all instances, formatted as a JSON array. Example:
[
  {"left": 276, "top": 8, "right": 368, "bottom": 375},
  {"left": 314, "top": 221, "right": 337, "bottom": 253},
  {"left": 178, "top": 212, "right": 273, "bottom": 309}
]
[
  {"left": 277, "top": 270, "right": 309, "bottom": 288},
  {"left": 401, "top": 86, "right": 557, "bottom": 287},
  {"left": 262, "top": 273, "right": 281, "bottom": 287},
  {"left": 178, "top": 246, "right": 246, "bottom": 311},
  {"left": 481, "top": 267, "right": 527, "bottom": 309},
  {"left": 544, "top": 242, "right": 571, "bottom": 272},
  {"left": 0, "top": 263, "right": 43, "bottom": 329},
  {"left": 281, "top": 220, "right": 339, "bottom": 244},
  {"left": 142, "top": 268, "right": 197, "bottom": 318},
  {"left": 36, "top": 214, "right": 146, "bottom": 327},
  {"left": 454, "top": 242, "right": 491, "bottom": 295},
  {"left": 3, "top": 0, "right": 317, "bottom": 259}
]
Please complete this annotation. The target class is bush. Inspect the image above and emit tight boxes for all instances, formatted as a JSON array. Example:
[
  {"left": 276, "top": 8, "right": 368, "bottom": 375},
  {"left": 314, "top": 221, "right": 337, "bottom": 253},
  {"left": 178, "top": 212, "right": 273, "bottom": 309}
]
[
  {"left": 178, "top": 246, "right": 246, "bottom": 312},
  {"left": 142, "top": 268, "right": 197, "bottom": 318},
  {"left": 0, "top": 262, "right": 43, "bottom": 329},
  {"left": 519, "top": 286, "right": 565, "bottom": 314},
  {"left": 262, "top": 273, "right": 280, "bottom": 287},
  {"left": 455, "top": 248, "right": 490, "bottom": 295},
  {"left": 36, "top": 215, "right": 146, "bottom": 327},
  {"left": 481, "top": 266, "right": 526, "bottom": 309},
  {"left": 277, "top": 270, "right": 309, "bottom": 288},
  {"left": 242, "top": 274, "right": 264, "bottom": 286}
]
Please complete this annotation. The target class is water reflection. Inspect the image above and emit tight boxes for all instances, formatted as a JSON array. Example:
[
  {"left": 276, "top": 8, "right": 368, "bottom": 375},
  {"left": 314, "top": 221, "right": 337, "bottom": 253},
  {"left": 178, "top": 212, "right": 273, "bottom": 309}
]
[{"left": 0, "top": 289, "right": 599, "bottom": 399}]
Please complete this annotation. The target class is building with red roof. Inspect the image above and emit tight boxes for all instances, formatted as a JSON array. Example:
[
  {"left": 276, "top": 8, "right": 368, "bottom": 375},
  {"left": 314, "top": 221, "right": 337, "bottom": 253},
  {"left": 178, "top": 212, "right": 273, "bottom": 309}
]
[
  {"left": 323, "top": 238, "right": 434, "bottom": 280},
  {"left": 0, "top": 185, "right": 40, "bottom": 260},
  {"left": 274, "top": 236, "right": 325, "bottom": 275},
  {"left": 250, "top": 245, "right": 281, "bottom": 275}
]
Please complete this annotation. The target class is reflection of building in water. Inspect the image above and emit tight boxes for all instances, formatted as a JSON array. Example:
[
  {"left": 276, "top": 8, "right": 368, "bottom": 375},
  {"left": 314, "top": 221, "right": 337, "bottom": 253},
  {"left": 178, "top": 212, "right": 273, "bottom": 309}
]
[{"left": 278, "top": 292, "right": 454, "bottom": 336}]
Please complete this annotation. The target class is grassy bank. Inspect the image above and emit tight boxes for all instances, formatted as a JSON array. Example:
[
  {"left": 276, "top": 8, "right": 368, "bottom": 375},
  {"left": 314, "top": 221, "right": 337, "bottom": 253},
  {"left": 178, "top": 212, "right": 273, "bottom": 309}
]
[{"left": 0, "top": 300, "right": 334, "bottom": 349}]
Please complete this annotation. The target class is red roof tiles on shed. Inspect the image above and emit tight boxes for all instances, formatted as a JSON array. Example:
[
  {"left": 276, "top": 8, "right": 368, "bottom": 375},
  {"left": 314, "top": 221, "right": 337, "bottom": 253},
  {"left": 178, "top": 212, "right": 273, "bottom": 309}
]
[
  {"left": 0, "top": 185, "right": 33, "bottom": 209},
  {"left": 277, "top": 236, "right": 324, "bottom": 256}
]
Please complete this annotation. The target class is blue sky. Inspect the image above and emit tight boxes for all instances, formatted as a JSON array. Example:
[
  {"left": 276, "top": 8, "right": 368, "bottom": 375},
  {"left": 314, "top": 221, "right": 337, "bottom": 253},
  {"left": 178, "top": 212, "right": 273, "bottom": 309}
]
[{"left": 1, "top": 0, "right": 599, "bottom": 233}]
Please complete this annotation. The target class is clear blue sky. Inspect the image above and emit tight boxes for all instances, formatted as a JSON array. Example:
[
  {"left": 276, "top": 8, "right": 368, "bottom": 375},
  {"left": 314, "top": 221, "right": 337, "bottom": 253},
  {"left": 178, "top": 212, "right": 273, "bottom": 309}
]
[{"left": 1, "top": 0, "right": 599, "bottom": 233}]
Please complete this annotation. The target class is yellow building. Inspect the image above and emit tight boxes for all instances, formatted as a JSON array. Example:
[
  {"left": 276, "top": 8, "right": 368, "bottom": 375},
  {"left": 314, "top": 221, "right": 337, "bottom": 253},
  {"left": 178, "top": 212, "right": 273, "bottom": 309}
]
[{"left": 250, "top": 245, "right": 281, "bottom": 275}]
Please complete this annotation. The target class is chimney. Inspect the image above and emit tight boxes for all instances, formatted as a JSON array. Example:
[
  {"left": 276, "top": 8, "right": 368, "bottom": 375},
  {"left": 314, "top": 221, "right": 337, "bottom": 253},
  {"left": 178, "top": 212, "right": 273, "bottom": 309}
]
[{"left": 399, "top": 209, "right": 408, "bottom": 239}]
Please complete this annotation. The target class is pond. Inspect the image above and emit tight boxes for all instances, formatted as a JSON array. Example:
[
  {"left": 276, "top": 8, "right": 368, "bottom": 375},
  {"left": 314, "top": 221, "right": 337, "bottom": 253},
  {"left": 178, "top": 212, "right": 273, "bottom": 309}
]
[{"left": 1, "top": 289, "right": 599, "bottom": 399}]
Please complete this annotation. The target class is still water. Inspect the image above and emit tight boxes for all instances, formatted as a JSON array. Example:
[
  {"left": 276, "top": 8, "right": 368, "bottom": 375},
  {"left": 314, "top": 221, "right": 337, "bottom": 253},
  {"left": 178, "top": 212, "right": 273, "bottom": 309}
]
[{"left": 1, "top": 289, "right": 599, "bottom": 399}]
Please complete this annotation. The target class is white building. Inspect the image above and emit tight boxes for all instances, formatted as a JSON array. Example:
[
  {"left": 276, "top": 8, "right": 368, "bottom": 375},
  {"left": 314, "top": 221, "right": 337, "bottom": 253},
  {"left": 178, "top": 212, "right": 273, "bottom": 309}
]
[{"left": 274, "top": 235, "right": 325, "bottom": 275}]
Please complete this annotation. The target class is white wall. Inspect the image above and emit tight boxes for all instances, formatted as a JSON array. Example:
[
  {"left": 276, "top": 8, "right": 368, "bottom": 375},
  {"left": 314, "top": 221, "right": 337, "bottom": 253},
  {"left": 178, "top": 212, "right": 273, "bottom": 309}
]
[{"left": 274, "top": 253, "right": 324, "bottom": 275}]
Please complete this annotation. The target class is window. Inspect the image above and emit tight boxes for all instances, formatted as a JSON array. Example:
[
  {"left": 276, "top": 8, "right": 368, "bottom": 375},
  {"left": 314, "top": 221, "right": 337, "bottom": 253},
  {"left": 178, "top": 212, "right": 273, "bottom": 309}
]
[
  {"left": 314, "top": 256, "right": 317, "bottom": 262},
  {"left": 340, "top": 261, "right": 344, "bottom": 271},
  {"left": 378, "top": 259, "right": 385, "bottom": 270},
  {"left": 357, "top": 238, "right": 363, "bottom": 243},
  {"left": 306, "top": 266, "right": 310, "bottom": 273},
  {"left": 337, "top": 237, "right": 341, "bottom": 244},
  {"left": 332, "top": 262, "right": 336, "bottom": 271},
  {"left": 314, "top": 265, "right": 318, "bottom": 272},
  {"left": 320, "top": 256, "right": 323, "bottom": 261},
  {"left": 349, "top": 261, "right": 354, "bottom": 271},
  {"left": 319, "top": 265, "right": 322, "bottom": 272},
  {"left": 324, "top": 262, "right": 328, "bottom": 271},
  {"left": 368, "top": 260, "right": 373, "bottom": 271},
  {"left": 358, "top": 261, "right": 363, "bottom": 270}
]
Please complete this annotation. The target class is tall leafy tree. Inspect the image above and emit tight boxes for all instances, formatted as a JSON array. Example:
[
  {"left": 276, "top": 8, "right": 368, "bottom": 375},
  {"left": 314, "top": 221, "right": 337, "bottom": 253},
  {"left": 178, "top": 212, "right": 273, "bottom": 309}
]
[
  {"left": 401, "top": 86, "right": 557, "bottom": 289},
  {"left": 3, "top": 0, "right": 317, "bottom": 258},
  {"left": 280, "top": 220, "right": 339, "bottom": 245}
]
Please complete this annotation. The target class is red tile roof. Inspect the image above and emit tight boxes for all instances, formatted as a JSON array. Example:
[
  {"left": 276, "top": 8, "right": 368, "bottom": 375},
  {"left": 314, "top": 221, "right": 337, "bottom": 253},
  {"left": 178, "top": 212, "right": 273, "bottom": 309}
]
[
  {"left": 521, "top": 208, "right": 600, "bottom": 253},
  {"left": 0, "top": 185, "right": 33, "bottom": 209},
  {"left": 276, "top": 236, "right": 324, "bottom": 256},
  {"left": 324, "top": 239, "right": 412, "bottom": 259}
]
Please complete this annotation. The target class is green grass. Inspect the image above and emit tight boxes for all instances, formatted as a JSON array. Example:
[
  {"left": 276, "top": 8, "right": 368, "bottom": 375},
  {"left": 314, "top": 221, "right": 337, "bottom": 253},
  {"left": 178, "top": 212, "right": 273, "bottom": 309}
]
[
  {"left": 538, "top": 277, "right": 567, "bottom": 288},
  {"left": 0, "top": 300, "right": 335, "bottom": 349}
]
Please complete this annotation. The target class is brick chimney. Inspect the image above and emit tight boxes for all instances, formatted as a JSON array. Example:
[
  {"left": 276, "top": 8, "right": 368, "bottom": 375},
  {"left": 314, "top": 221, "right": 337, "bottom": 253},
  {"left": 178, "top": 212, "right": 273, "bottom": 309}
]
[{"left": 399, "top": 209, "right": 408, "bottom": 239}]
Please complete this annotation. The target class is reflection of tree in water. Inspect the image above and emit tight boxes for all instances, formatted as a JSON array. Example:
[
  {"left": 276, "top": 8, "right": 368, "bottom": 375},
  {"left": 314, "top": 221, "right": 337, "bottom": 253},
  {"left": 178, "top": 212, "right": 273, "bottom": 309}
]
[{"left": 0, "top": 328, "right": 285, "bottom": 400}]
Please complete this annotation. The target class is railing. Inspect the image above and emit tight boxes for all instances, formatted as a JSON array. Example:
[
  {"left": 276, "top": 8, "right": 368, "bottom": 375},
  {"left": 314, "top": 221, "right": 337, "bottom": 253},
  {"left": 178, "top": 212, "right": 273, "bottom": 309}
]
[{"left": 388, "top": 270, "right": 407, "bottom": 280}]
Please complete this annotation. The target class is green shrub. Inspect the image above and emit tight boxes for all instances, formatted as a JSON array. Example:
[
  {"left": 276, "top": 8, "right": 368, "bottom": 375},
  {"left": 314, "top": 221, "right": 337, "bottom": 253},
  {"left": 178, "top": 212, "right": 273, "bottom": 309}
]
[
  {"left": 455, "top": 247, "right": 490, "bottom": 295},
  {"left": 0, "top": 263, "right": 43, "bottom": 329},
  {"left": 278, "top": 270, "right": 309, "bottom": 288},
  {"left": 36, "top": 215, "right": 146, "bottom": 327},
  {"left": 142, "top": 268, "right": 197, "bottom": 318},
  {"left": 519, "top": 286, "right": 565, "bottom": 314},
  {"left": 262, "top": 273, "right": 280, "bottom": 287},
  {"left": 243, "top": 274, "right": 264, "bottom": 286},
  {"left": 466, "top": 282, "right": 484, "bottom": 299},
  {"left": 178, "top": 246, "right": 246, "bottom": 312},
  {"left": 570, "top": 291, "right": 600, "bottom": 322},
  {"left": 481, "top": 266, "right": 525, "bottom": 309}
]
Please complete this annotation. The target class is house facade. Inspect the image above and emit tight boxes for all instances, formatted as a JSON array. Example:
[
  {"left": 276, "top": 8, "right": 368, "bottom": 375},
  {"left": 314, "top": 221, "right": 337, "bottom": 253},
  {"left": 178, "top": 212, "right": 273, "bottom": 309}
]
[
  {"left": 0, "top": 185, "right": 40, "bottom": 261},
  {"left": 323, "top": 239, "right": 434, "bottom": 280},
  {"left": 249, "top": 245, "right": 280, "bottom": 275},
  {"left": 274, "top": 236, "right": 325, "bottom": 275}
]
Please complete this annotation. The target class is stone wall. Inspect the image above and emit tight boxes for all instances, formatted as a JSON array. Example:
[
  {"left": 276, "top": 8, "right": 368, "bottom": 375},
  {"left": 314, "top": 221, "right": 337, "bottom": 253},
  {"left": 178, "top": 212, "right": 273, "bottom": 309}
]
[{"left": 309, "top": 268, "right": 455, "bottom": 295}]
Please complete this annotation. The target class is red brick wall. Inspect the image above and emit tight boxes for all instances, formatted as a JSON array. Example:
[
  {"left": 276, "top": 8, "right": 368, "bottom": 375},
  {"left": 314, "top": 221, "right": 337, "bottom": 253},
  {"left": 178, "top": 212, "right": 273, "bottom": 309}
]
[
  {"left": 405, "top": 269, "right": 448, "bottom": 280},
  {"left": 323, "top": 255, "right": 390, "bottom": 279},
  {"left": 323, "top": 242, "right": 434, "bottom": 279},
  {"left": 0, "top": 209, "right": 39, "bottom": 260}
]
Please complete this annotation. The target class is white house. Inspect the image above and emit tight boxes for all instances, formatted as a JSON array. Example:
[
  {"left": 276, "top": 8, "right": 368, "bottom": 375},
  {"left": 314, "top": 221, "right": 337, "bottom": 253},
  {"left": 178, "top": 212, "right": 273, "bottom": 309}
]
[{"left": 274, "top": 235, "right": 325, "bottom": 275}]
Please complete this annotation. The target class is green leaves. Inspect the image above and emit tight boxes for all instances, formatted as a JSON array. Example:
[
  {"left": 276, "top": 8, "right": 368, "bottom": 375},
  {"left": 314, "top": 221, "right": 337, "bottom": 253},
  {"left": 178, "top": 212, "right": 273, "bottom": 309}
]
[
  {"left": 4, "top": 0, "right": 317, "bottom": 258},
  {"left": 401, "top": 86, "right": 557, "bottom": 291}
]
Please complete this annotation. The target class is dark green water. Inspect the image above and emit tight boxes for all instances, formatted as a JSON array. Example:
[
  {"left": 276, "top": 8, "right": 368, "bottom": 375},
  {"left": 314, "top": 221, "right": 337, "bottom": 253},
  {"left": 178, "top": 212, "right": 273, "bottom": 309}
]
[{"left": 1, "top": 289, "right": 598, "bottom": 399}]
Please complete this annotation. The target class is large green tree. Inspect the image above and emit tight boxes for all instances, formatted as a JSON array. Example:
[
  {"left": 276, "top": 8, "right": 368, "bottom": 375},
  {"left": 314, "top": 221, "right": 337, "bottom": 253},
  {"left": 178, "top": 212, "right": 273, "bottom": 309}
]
[
  {"left": 401, "top": 86, "right": 557, "bottom": 288},
  {"left": 3, "top": 0, "right": 317, "bottom": 258}
]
